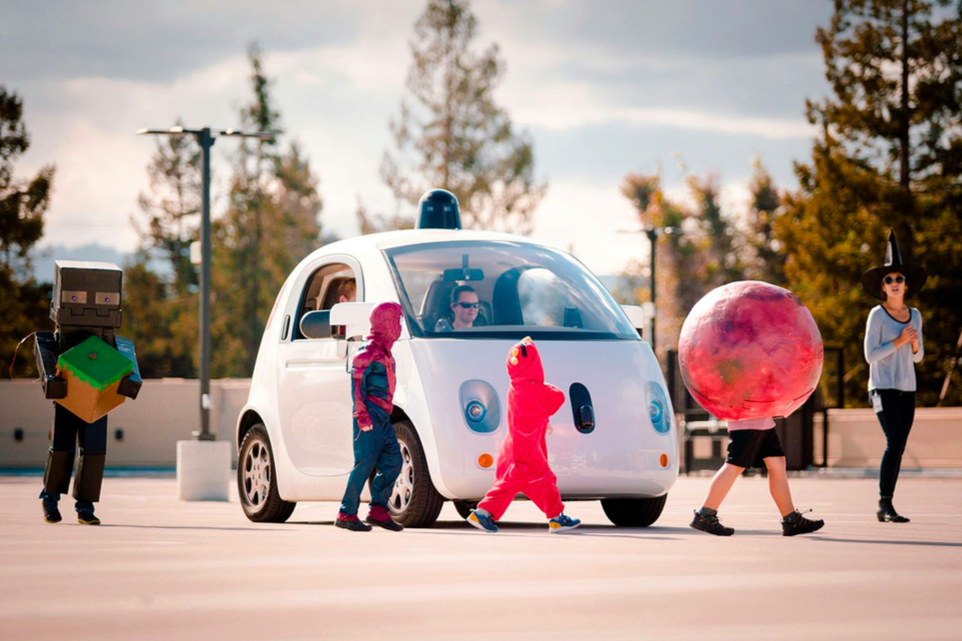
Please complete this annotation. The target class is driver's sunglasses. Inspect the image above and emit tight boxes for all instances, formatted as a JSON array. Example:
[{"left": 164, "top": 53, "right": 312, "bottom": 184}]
[
  {"left": 884, "top": 275, "right": 905, "bottom": 285},
  {"left": 456, "top": 302, "right": 480, "bottom": 309}
]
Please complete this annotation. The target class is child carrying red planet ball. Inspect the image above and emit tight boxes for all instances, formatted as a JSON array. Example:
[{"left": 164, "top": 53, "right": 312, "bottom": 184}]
[{"left": 466, "top": 337, "right": 581, "bottom": 534}]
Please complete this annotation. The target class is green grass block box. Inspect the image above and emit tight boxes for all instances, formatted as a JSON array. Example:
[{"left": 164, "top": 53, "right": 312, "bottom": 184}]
[{"left": 55, "top": 335, "right": 134, "bottom": 423}]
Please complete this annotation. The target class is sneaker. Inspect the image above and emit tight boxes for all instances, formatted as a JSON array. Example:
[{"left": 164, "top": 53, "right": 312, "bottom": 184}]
[
  {"left": 466, "top": 509, "right": 499, "bottom": 533},
  {"left": 77, "top": 509, "right": 101, "bottom": 525},
  {"left": 781, "top": 509, "right": 824, "bottom": 537},
  {"left": 690, "top": 509, "right": 734, "bottom": 536},
  {"left": 365, "top": 505, "right": 404, "bottom": 532},
  {"left": 42, "top": 500, "right": 62, "bottom": 524},
  {"left": 548, "top": 514, "right": 581, "bottom": 533},
  {"left": 335, "top": 512, "right": 372, "bottom": 532}
]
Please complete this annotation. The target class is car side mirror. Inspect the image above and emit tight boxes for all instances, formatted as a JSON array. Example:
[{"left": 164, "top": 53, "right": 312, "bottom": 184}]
[
  {"left": 300, "top": 310, "right": 333, "bottom": 340},
  {"left": 330, "top": 302, "right": 376, "bottom": 341},
  {"left": 621, "top": 304, "right": 645, "bottom": 338}
]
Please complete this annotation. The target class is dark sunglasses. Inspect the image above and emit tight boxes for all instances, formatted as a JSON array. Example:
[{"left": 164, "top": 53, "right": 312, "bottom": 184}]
[
  {"left": 884, "top": 275, "right": 905, "bottom": 285},
  {"left": 456, "top": 302, "right": 480, "bottom": 309}
]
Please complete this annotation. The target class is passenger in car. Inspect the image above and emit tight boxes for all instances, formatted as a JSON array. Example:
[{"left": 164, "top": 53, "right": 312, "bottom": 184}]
[
  {"left": 337, "top": 279, "right": 356, "bottom": 303},
  {"left": 335, "top": 302, "right": 405, "bottom": 533},
  {"left": 466, "top": 337, "right": 582, "bottom": 534},
  {"left": 435, "top": 284, "right": 481, "bottom": 331}
]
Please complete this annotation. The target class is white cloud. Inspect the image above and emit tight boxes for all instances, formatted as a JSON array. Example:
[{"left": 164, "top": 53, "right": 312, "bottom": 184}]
[{"left": 529, "top": 181, "right": 644, "bottom": 275}]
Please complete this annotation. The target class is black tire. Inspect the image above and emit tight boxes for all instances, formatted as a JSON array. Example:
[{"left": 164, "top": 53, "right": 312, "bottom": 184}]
[
  {"left": 238, "top": 425, "right": 296, "bottom": 523},
  {"left": 389, "top": 420, "right": 445, "bottom": 528},
  {"left": 601, "top": 494, "right": 668, "bottom": 527},
  {"left": 453, "top": 500, "right": 479, "bottom": 520}
]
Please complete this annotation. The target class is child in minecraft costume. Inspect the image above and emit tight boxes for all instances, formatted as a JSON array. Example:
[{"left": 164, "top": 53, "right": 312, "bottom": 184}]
[
  {"left": 335, "top": 302, "right": 405, "bottom": 532},
  {"left": 34, "top": 261, "right": 141, "bottom": 525},
  {"left": 467, "top": 337, "right": 581, "bottom": 533}
]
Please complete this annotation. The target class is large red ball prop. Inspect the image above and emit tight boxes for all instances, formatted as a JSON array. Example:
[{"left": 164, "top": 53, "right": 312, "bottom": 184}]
[{"left": 678, "top": 281, "right": 823, "bottom": 420}]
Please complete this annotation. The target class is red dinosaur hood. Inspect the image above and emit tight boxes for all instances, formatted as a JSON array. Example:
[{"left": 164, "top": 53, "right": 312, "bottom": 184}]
[
  {"left": 506, "top": 336, "right": 544, "bottom": 384},
  {"left": 368, "top": 302, "right": 402, "bottom": 349}
]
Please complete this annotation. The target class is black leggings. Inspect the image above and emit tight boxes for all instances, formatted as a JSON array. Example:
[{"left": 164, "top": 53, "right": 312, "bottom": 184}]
[{"left": 874, "top": 389, "right": 916, "bottom": 498}]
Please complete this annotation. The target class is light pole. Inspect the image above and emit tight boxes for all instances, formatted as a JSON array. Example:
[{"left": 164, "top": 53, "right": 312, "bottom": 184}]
[
  {"left": 619, "top": 225, "right": 680, "bottom": 352},
  {"left": 137, "top": 126, "right": 274, "bottom": 441}
]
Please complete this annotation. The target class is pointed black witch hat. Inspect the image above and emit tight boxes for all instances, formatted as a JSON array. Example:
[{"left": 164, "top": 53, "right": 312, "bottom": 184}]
[{"left": 860, "top": 229, "right": 927, "bottom": 300}]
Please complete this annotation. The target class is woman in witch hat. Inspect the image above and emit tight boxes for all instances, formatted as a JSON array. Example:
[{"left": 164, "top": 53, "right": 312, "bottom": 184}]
[{"left": 861, "top": 230, "right": 926, "bottom": 523}]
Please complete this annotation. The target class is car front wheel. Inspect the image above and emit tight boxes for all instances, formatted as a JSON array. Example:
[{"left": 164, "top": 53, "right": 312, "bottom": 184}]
[
  {"left": 388, "top": 420, "right": 444, "bottom": 528},
  {"left": 601, "top": 495, "right": 667, "bottom": 527},
  {"left": 238, "top": 424, "right": 296, "bottom": 523}
]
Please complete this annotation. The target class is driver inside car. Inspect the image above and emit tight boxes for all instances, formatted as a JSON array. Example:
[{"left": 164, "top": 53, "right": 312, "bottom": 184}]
[{"left": 435, "top": 284, "right": 481, "bottom": 331}]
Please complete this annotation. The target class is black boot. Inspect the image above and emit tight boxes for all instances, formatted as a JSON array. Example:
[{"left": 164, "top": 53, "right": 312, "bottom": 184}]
[
  {"left": 781, "top": 509, "right": 824, "bottom": 536},
  {"left": 76, "top": 502, "right": 101, "bottom": 525},
  {"left": 690, "top": 509, "right": 734, "bottom": 536},
  {"left": 41, "top": 498, "right": 62, "bottom": 523},
  {"left": 877, "top": 497, "right": 910, "bottom": 523}
]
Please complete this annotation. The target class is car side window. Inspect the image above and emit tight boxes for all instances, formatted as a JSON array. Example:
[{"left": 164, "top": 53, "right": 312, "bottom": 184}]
[{"left": 294, "top": 263, "right": 359, "bottom": 340}]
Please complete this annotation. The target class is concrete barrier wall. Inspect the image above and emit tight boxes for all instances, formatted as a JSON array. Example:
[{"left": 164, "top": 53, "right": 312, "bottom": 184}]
[
  {"left": 0, "top": 379, "right": 251, "bottom": 468},
  {"left": 2, "top": 379, "right": 960, "bottom": 469},
  {"left": 814, "top": 407, "right": 962, "bottom": 468}
]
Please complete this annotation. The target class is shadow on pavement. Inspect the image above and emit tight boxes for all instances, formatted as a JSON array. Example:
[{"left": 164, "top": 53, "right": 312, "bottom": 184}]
[
  {"left": 102, "top": 524, "right": 288, "bottom": 532},
  {"left": 810, "top": 535, "right": 962, "bottom": 548}
]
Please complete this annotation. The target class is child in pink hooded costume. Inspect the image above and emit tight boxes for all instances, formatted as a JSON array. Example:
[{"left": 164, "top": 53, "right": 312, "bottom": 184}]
[{"left": 466, "top": 337, "right": 581, "bottom": 533}]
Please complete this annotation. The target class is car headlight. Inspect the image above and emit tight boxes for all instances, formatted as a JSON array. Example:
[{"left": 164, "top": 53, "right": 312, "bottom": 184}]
[
  {"left": 459, "top": 380, "right": 501, "bottom": 433},
  {"left": 645, "top": 381, "right": 671, "bottom": 434}
]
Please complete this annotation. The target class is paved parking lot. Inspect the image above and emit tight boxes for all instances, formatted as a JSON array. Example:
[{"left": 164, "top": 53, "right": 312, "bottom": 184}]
[{"left": 1, "top": 474, "right": 960, "bottom": 641}]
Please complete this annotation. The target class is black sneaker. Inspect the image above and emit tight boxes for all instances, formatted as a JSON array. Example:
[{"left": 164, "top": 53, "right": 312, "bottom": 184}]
[
  {"left": 335, "top": 515, "right": 372, "bottom": 532},
  {"left": 42, "top": 500, "right": 62, "bottom": 524},
  {"left": 77, "top": 509, "right": 101, "bottom": 525},
  {"left": 690, "top": 510, "right": 734, "bottom": 536},
  {"left": 781, "top": 510, "right": 823, "bottom": 537}
]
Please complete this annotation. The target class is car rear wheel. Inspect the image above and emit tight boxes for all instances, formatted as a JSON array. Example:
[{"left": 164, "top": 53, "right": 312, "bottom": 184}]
[
  {"left": 453, "top": 500, "right": 479, "bottom": 520},
  {"left": 238, "top": 425, "right": 296, "bottom": 523},
  {"left": 389, "top": 420, "right": 444, "bottom": 528},
  {"left": 601, "top": 495, "right": 667, "bottom": 527}
]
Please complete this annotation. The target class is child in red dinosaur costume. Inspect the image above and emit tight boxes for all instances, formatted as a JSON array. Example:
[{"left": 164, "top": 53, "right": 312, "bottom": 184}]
[
  {"left": 467, "top": 337, "right": 581, "bottom": 533},
  {"left": 335, "top": 302, "right": 405, "bottom": 532}
]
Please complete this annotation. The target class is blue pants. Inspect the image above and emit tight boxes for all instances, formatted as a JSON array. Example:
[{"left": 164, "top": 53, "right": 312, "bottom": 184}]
[{"left": 339, "top": 418, "right": 402, "bottom": 516}]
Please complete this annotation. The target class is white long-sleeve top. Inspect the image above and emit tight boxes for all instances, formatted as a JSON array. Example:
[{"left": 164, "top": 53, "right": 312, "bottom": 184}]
[{"left": 864, "top": 305, "right": 924, "bottom": 392}]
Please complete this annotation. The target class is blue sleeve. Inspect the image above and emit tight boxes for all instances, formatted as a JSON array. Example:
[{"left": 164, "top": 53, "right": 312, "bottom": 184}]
[
  {"left": 912, "top": 308, "right": 924, "bottom": 363},
  {"left": 864, "top": 308, "right": 897, "bottom": 365}
]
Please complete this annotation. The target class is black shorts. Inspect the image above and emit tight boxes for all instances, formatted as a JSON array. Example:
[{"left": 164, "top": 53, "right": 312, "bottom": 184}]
[{"left": 726, "top": 429, "right": 785, "bottom": 468}]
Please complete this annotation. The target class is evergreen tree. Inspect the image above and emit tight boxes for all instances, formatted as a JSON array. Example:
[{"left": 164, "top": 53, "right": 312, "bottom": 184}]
[
  {"left": 780, "top": 0, "right": 962, "bottom": 406},
  {"left": 124, "top": 123, "right": 201, "bottom": 378},
  {"left": 0, "top": 86, "right": 55, "bottom": 377},
  {"left": 212, "top": 44, "right": 324, "bottom": 377},
  {"left": 617, "top": 170, "right": 743, "bottom": 361},
  {"left": 742, "top": 157, "right": 787, "bottom": 285},
  {"left": 367, "top": 0, "right": 546, "bottom": 233}
]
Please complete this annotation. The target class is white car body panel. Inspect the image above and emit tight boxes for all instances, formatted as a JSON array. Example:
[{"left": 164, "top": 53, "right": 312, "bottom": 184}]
[{"left": 238, "top": 229, "right": 678, "bottom": 504}]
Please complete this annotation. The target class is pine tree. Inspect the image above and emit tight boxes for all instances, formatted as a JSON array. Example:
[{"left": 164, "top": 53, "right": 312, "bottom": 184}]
[
  {"left": 368, "top": 0, "right": 546, "bottom": 233},
  {"left": 212, "top": 44, "right": 324, "bottom": 377},
  {"left": 780, "top": 0, "right": 962, "bottom": 406},
  {"left": 617, "top": 170, "right": 744, "bottom": 361},
  {"left": 742, "top": 157, "right": 787, "bottom": 285},
  {"left": 0, "top": 86, "right": 55, "bottom": 377},
  {"left": 123, "top": 123, "right": 201, "bottom": 378}
]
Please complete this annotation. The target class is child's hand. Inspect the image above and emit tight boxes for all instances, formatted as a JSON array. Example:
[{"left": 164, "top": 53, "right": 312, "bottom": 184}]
[
  {"left": 359, "top": 422, "right": 373, "bottom": 432},
  {"left": 546, "top": 423, "right": 554, "bottom": 435}
]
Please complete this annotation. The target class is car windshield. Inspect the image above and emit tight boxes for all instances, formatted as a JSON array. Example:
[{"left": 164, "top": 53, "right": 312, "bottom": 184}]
[{"left": 383, "top": 240, "right": 638, "bottom": 340}]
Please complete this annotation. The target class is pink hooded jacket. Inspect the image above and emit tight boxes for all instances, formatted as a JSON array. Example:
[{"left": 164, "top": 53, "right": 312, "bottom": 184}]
[
  {"left": 498, "top": 337, "right": 566, "bottom": 478},
  {"left": 351, "top": 302, "right": 402, "bottom": 428}
]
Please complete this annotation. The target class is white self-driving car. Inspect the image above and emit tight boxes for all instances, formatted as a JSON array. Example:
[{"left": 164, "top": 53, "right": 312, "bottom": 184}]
[{"left": 236, "top": 222, "right": 678, "bottom": 527}]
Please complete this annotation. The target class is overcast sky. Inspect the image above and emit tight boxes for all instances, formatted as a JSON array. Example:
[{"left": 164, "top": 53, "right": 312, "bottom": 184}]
[{"left": 2, "top": 0, "right": 833, "bottom": 275}]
